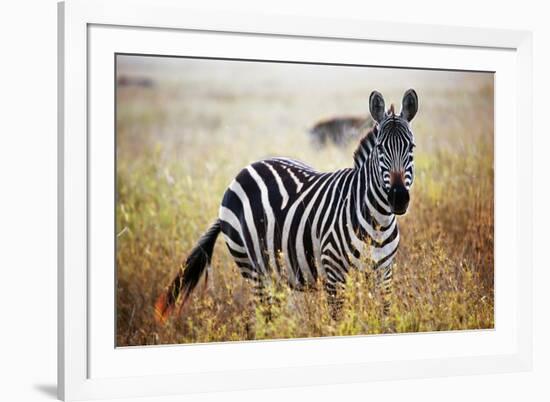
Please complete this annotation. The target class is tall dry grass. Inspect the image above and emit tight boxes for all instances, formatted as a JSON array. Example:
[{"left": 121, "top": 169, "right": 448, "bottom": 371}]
[{"left": 115, "top": 57, "right": 494, "bottom": 346}]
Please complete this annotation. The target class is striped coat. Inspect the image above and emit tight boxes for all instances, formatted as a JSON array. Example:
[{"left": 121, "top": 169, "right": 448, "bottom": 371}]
[{"left": 155, "top": 89, "right": 418, "bottom": 323}]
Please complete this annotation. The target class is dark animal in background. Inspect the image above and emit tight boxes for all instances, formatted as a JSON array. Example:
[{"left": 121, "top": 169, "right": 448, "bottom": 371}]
[
  {"left": 309, "top": 115, "right": 374, "bottom": 147},
  {"left": 117, "top": 75, "right": 155, "bottom": 88}
]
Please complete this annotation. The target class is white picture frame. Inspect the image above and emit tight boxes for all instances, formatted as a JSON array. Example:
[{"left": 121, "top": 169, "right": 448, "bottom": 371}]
[{"left": 58, "top": 0, "right": 533, "bottom": 400}]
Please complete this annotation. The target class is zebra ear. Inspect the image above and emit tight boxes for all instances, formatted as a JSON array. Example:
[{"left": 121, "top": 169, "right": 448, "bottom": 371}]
[
  {"left": 400, "top": 89, "right": 418, "bottom": 122},
  {"left": 369, "top": 91, "right": 386, "bottom": 123}
]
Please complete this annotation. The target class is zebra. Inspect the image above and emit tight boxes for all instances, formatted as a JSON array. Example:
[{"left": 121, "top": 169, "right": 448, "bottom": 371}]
[
  {"left": 309, "top": 115, "right": 374, "bottom": 148},
  {"left": 155, "top": 89, "right": 418, "bottom": 326}
]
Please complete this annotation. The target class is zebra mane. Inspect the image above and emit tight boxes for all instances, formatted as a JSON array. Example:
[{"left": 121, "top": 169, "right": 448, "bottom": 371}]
[{"left": 353, "top": 125, "right": 378, "bottom": 169}]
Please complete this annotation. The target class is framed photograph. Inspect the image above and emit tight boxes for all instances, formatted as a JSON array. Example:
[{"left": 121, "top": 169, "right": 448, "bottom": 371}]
[{"left": 58, "top": 0, "right": 533, "bottom": 400}]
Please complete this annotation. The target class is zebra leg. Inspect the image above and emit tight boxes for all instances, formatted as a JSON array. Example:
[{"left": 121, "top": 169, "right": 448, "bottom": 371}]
[
  {"left": 252, "top": 279, "right": 277, "bottom": 323},
  {"left": 232, "top": 259, "right": 264, "bottom": 340},
  {"left": 324, "top": 280, "right": 346, "bottom": 321},
  {"left": 242, "top": 277, "right": 270, "bottom": 340},
  {"left": 244, "top": 285, "right": 257, "bottom": 340},
  {"left": 241, "top": 276, "right": 277, "bottom": 340},
  {"left": 376, "top": 263, "right": 393, "bottom": 316}
]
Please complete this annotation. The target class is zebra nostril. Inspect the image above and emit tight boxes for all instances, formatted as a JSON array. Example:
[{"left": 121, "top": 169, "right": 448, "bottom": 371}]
[
  {"left": 389, "top": 185, "right": 410, "bottom": 214},
  {"left": 390, "top": 185, "right": 405, "bottom": 198},
  {"left": 390, "top": 187, "right": 397, "bottom": 203},
  {"left": 398, "top": 187, "right": 409, "bottom": 203}
]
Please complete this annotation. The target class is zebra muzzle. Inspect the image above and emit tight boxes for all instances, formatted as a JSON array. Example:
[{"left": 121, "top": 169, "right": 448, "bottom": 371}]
[{"left": 388, "top": 184, "right": 410, "bottom": 215}]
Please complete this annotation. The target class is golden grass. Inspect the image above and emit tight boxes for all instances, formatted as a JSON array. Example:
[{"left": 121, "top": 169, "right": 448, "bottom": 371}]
[{"left": 115, "top": 59, "right": 494, "bottom": 346}]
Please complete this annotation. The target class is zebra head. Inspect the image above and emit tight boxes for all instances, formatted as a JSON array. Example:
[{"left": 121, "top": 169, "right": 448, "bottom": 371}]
[{"left": 369, "top": 89, "right": 419, "bottom": 215}]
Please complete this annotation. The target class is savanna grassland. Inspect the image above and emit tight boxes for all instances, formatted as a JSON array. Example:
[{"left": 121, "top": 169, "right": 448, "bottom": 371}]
[{"left": 116, "top": 57, "right": 494, "bottom": 346}]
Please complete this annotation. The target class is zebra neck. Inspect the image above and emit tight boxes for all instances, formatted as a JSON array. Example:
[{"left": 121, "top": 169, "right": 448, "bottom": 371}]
[
  {"left": 350, "top": 127, "right": 394, "bottom": 229},
  {"left": 353, "top": 125, "right": 377, "bottom": 169},
  {"left": 363, "top": 154, "right": 393, "bottom": 227},
  {"left": 368, "top": 152, "right": 389, "bottom": 202},
  {"left": 348, "top": 167, "right": 394, "bottom": 248}
]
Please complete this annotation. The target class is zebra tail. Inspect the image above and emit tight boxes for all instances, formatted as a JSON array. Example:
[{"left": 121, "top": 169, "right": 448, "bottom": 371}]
[{"left": 154, "top": 220, "right": 221, "bottom": 324}]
